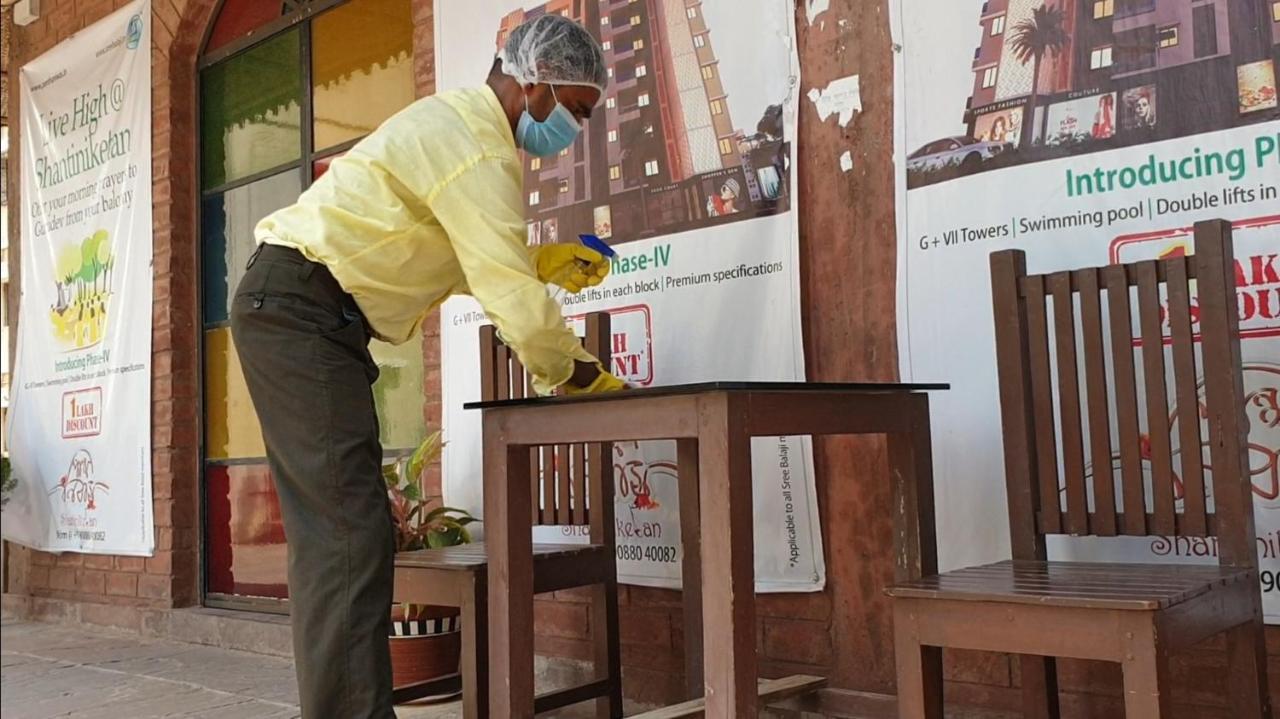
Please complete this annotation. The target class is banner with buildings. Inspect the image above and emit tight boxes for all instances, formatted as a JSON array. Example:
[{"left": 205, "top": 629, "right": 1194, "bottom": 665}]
[
  {"left": 437, "top": 1, "right": 824, "bottom": 591},
  {"left": 891, "top": 0, "right": 1279, "bottom": 619},
  {"left": 6, "top": 1, "right": 154, "bottom": 555}
]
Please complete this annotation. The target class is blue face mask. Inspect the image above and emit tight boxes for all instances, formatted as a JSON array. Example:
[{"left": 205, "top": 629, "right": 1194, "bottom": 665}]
[{"left": 517, "top": 86, "right": 582, "bottom": 157}]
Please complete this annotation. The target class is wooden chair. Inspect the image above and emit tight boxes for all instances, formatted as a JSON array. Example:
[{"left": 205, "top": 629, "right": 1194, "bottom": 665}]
[
  {"left": 888, "top": 220, "right": 1271, "bottom": 718},
  {"left": 393, "top": 312, "right": 623, "bottom": 718}
]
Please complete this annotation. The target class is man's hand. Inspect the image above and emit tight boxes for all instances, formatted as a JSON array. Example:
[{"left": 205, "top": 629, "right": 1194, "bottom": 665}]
[
  {"left": 564, "top": 361, "right": 627, "bottom": 395},
  {"left": 532, "top": 243, "right": 610, "bottom": 294}
]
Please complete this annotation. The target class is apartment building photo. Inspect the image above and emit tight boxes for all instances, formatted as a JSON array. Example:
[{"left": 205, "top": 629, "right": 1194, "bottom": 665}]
[
  {"left": 956, "top": 0, "right": 1278, "bottom": 170},
  {"left": 498, "top": 0, "right": 791, "bottom": 245}
]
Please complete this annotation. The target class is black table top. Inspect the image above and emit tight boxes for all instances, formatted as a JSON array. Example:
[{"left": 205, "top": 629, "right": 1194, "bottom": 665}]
[{"left": 464, "top": 380, "right": 949, "bottom": 410}]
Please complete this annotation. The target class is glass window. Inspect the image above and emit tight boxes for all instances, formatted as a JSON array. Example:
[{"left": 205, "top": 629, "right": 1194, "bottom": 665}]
[
  {"left": 610, "top": 165, "right": 622, "bottom": 180},
  {"left": 201, "top": 30, "right": 303, "bottom": 190},
  {"left": 201, "top": 171, "right": 303, "bottom": 326},
  {"left": 1093, "top": 0, "right": 1114, "bottom": 19},
  {"left": 990, "top": 15, "right": 1005, "bottom": 36},
  {"left": 710, "top": 99, "right": 723, "bottom": 115},
  {"left": 602, "top": 14, "right": 610, "bottom": 24},
  {"left": 702, "top": 65, "right": 715, "bottom": 80},
  {"left": 608, "top": 129, "right": 619, "bottom": 142},
  {"left": 694, "top": 35, "right": 705, "bottom": 48},
  {"left": 311, "top": 0, "right": 415, "bottom": 151},
  {"left": 645, "top": 159, "right": 659, "bottom": 176},
  {"left": 1194, "top": 6, "right": 1218, "bottom": 57},
  {"left": 1274, "top": 1, "right": 1280, "bottom": 23},
  {"left": 603, "top": 40, "right": 612, "bottom": 51},
  {"left": 204, "top": 463, "right": 288, "bottom": 599},
  {"left": 531, "top": 156, "right": 542, "bottom": 171},
  {"left": 200, "top": 0, "right": 420, "bottom": 607},
  {"left": 718, "top": 138, "right": 734, "bottom": 155},
  {"left": 530, "top": 191, "right": 541, "bottom": 205},
  {"left": 687, "top": 7, "right": 697, "bottom": 19},
  {"left": 636, "top": 63, "right": 648, "bottom": 78},
  {"left": 607, "top": 97, "right": 618, "bottom": 109},
  {"left": 1157, "top": 25, "right": 1178, "bottom": 48},
  {"left": 631, "top": 15, "right": 641, "bottom": 26},
  {"left": 205, "top": 0, "right": 286, "bottom": 53},
  {"left": 1090, "top": 46, "right": 1114, "bottom": 70},
  {"left": 559, "top": 180, "right": 571, "bottom": 194},
  {"left": 634, "top": 38, "right": 645, "bottom": 50},
  {"left": 981, "top": 66, "right": 998, "bottom": 88}
]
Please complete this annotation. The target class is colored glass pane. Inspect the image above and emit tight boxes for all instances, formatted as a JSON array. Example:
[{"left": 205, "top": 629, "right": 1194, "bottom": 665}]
[
  {"left": 205, "top": 462, "right": 288, "bottom": 599},
  {"left": 311, "top": 0, "right": 415, "bottom": 151},
  {"left": 201, "top": 170, "right": 302, "bottom": 325},
  {"left": 201, "top": 30, "right": 303, "bottom": 189},
  {"left": 205, "top": 0, "right": 287, "bottom": 53},
  {"left": 203, "top": 327, "right": 266, "bottom": 461},
  {"left": 371, "top": 332, "right": 426, "bottom": 452}
]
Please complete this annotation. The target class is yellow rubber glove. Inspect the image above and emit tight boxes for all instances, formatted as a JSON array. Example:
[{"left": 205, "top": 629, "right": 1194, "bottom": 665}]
[
  {"left": 563, "top": 368, "right": 627, "bottom": 395},
  {"left": 532, "top": 243, "right": 611, "bottom": 294}
]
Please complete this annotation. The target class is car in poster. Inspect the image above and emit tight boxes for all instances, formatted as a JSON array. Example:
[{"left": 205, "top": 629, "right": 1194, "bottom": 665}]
[{"left": 906, "top": 135, "right": 1012, "bottom": 177}]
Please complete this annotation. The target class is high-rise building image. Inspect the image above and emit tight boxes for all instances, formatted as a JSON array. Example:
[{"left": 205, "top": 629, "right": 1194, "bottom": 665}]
[
  {"left": 958, "top": 0, "right": 1277, "bottom": 165},
  {"left": 497, "top": 0, "right": 790, "bottom": 245}
]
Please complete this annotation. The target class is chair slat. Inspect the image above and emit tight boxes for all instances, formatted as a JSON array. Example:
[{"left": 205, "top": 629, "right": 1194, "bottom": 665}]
[
  {"left": 1049, "top": 272, "right": 1089, "bottom": 535},
  {"left": 495, "top": 344, "right": 511, "bottom": 400},
  {"left": 1136, "top": 261, "right": 1176, "bottom": 536},
  {"left": 556, "top": 444, "right": 572, "bottom": 525},
  {"left": 540, "top": 445, "right": 555, "bottom": 525},
  {"left": 572, "top": 444, "right": 587, "bottom": 525},
  {"left": 1164, "top": 257, "right": 1207, "bottom": 536},
  {"left": 511, "top": 357, "right": 527, "bottom": 400},
  {"left": 1024, "top": 275, "right": 1062, "bottom": 534},
  {"left": 1104, "top": 266, "right": 1145, "bottom": 535},
  {"left": 1075, "top": 268, "right": 1116, "bottom": 536},
  {"left": 479, "top": 326, "right": 497, "bottom": 402}
]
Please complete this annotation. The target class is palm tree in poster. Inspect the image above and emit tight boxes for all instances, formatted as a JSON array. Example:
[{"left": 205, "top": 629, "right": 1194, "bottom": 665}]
[{"left": 1009, "top": 3, "right": 1070, "bottom": 149}]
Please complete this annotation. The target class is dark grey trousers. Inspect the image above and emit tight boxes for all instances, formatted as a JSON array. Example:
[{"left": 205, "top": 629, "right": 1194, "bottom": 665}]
[{"left": 230, "top": 243, "right": 395, "bottom": 719}]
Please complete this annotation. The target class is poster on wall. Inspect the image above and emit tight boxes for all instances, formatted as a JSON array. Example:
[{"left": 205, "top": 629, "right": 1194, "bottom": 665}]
[
  {"left": 891, "top": 0, "right": 1280, "bottom": 618},
  {"left": 5, "top": 0, "right": 154, "bottom": 555},
  {"left": 436, "top": 0, "right": 824, "bottom": 591}
]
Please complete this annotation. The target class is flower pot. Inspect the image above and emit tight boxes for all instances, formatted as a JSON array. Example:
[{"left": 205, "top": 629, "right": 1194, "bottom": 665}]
[{"left": 389, "top": 605, "right": 461, "bottom": 699}]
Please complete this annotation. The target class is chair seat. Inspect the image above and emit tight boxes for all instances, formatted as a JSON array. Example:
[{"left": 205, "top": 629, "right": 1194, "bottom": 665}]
[
  {"left": 887, "top": 560, "right": 1251, "bottom": 610},
  {"left": 395, "top": 542, "right": 607, "bottom": 571}
]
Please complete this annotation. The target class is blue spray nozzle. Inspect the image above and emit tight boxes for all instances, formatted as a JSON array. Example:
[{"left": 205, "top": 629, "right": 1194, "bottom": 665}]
[{"left": 578, "top": 234, "right": 617, "bottom": 258}]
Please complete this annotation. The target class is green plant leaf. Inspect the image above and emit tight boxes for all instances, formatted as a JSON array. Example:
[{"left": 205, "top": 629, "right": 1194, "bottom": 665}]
[
  {"left": 382, "top": 464, "right": 400, "bottom": 488},
  {"left": 427, "top": 526, "right": 464, "bottom": 548},
  {"left": 402, "top": 482, "right": 422, "bottom": 502},
  {"left": 408, "top": 431, "right": 443, "bottom": 481}
]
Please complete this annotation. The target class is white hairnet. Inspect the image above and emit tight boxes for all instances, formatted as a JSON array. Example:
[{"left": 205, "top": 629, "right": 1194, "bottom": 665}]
[{"left": 498, "top": 14, "right": 608, "bottom": 93}]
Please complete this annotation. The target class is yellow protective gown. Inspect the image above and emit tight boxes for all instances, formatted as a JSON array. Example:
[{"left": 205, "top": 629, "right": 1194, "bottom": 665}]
[{"left": 256, "top": 85, "right": 595, "bottom": 395}]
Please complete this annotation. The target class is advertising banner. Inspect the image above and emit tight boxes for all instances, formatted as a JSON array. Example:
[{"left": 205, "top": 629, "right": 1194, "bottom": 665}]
[
  {"left": 892, "top": 0, "right": 1279, "bottom": 618},
  {"left": 437, "top": 0, "right": 824, "bottom": 591},
  {"left": 6, "top": 1, "right": 154, "bottom": 555}
]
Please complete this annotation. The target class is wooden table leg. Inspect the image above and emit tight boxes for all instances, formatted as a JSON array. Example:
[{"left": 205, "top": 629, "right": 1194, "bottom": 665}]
[
  {"left": 886, "top": 395, "right": 942, "bottom": 717},
  {"left": 486, "top": 421, "right": 535, "bottom": 719},
  {"left": 676, "top": 438, "right": 704, "bottom": 700},
  {"left": 697, "top": 396, "right": 757, "bottom": 716}
]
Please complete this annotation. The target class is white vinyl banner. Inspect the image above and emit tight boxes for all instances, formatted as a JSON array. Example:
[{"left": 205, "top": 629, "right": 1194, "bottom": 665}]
[
  {"left": 5, "top": 1, "right": 154, "bottom": 555},
  {"left": 437, "top": 1, "right": 824, "bottom": 591},
  {"left": 891, "top": 0, "right": 1280, "bottom": 618}
]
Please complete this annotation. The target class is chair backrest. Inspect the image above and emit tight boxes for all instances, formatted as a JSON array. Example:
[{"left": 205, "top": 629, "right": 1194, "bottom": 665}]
[
  {"left": 990, "top": 219, "right": 1257, "bottom": 569},
  {"left": 478, "top": 313, "right": 612, "bottom": 533}
]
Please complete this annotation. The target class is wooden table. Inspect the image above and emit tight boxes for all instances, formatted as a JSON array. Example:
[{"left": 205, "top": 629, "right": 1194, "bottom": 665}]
[{"left": 470, "top": 382, "right": 947, "bottom": 717}]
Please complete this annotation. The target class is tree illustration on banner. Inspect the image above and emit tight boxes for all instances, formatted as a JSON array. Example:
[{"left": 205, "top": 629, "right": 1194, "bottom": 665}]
[
  {"left": 49, "top": 230, "right": 115, "bottom": 351},
  {"left": 1009, "top": 3, "right": 1069, "bottom": 150}
]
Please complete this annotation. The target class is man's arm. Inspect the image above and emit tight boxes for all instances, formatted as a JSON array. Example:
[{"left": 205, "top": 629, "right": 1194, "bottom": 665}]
[{"left": 429, "top": 157, "right": 600, "bottom": 395}]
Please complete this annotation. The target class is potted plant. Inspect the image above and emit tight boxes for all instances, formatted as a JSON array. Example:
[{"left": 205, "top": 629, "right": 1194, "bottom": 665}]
[{"left": 384, "top": 431, "right": 478, "bottom": 696}]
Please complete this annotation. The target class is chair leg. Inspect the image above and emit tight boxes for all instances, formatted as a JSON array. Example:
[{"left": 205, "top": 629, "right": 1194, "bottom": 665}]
[
  {"left": 1226, "top": 615, "right": 1271, "bottom": 719},
  {"left": 1120, "top": 619, "right": 1171, "bottom": 718},
  {"left": 1018, "top": 655, "right": 1061, "bottom": 719},
  {"left": 592, "top": 578, "right": 623, "bottom": 719},
  {"left": 893, "top": 602, "right": 943, "bottom": 719},
  {"left": 461, "top": 574, "right": 489, "bottom": 719}
]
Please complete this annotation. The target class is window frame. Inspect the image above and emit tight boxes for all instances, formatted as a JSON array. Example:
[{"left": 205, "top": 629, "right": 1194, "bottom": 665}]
[
  {"left": 1093, "top": 0, "right": 1114, "bottom": 20},
  {"left": 1157, "top": 24, "right": 1178, "bottom": 49},
  {"left": 981, "top": 66, "right": 998, "bottom": 88},
  {"left": 196, "top": 0, "right": 417, "bottom": 615},
  {"left": 1090, "top": 45, "right": 1114, "bottom": 70},
  {"left": 990, "top": 15, "right": 1005, "bottom": 36},
  {"left": 645, "top": 159, "right": 660, "bottom": 176}
]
